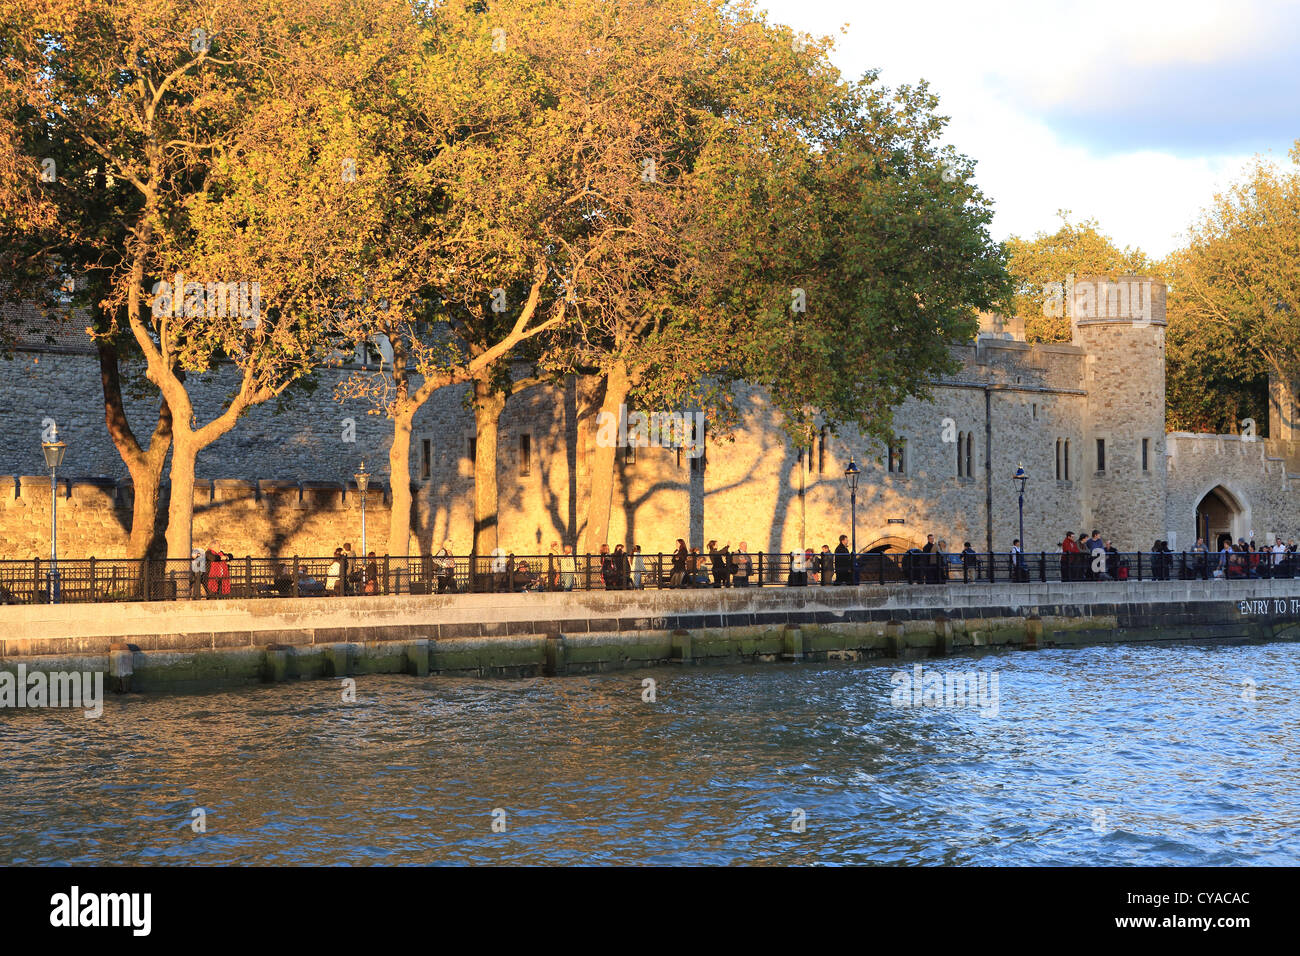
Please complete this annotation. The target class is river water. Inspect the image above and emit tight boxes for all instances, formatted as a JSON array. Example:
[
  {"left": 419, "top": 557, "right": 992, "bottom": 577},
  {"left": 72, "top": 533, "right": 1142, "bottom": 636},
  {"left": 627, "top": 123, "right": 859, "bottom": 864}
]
[{"left": 1, "top": 641, "right": 1297, "bottom": 865}]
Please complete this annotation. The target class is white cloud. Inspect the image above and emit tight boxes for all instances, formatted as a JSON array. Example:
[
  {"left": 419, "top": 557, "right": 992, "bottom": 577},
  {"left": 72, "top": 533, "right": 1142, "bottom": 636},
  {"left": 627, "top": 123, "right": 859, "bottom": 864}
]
[{"left": 758, "top": 0, "right": 1300, "bottom": 257}]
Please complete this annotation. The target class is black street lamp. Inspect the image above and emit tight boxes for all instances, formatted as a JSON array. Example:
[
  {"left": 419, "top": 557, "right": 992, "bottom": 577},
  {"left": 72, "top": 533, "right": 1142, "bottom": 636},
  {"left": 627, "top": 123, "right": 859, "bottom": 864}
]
[
  {"left": 1013, "top": 463, "right": 1028, "bottom": 580},
  {"left": 42, "top": 426, "right": 67, "bottom": 604},
  {"left": 845, "top": 457, "right": 860, "bottom": 584},
  {"left": 355, "top": 461, "right": 370, "bottom": 590}
]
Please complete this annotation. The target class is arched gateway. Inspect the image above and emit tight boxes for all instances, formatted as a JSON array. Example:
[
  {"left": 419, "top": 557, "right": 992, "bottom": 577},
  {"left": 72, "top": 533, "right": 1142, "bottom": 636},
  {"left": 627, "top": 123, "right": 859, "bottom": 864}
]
[{"left": 1195, "top": 485, "right": 1248, "bottom": 550}]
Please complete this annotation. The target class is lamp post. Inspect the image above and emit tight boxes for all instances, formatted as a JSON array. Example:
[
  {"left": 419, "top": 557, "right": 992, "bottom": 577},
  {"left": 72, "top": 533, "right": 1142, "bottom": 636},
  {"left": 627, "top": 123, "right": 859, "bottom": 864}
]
[
  {"left": 1013, "top": 463, "right": 1028, "bottom": 580},
  {"left": 42, "top": 426, "right": 67, "bottom": 604},
  {"left": 844, "top": 457, "right": 860, "bottom": 584},
  {"left": 355, "top": 460, "right": 370, "bottom": 590}
]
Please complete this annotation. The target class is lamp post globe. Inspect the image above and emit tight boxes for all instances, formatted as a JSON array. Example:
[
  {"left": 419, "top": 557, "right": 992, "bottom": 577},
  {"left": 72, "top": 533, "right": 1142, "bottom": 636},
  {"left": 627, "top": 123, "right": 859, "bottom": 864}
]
[{"left": 844, "top": 457, "right": 860, "bottom": 584}]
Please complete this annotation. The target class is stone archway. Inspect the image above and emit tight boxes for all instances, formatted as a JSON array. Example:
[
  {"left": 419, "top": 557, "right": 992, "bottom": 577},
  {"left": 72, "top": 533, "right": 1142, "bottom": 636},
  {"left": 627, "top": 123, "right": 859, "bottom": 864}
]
[
  {"left": 1194, "top": 484, "right": 1248, "bottom": 550},
  {"left": 860, "top": 533, "right": 919, "bottom": 554}
]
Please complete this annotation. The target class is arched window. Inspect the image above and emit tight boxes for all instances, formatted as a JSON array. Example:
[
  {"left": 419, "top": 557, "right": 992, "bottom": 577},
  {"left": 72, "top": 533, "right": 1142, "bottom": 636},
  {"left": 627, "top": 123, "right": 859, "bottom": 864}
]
[
  {"left": 1055, "top": 438, "right": 1062, "bottom": 480},
  {"left": 956, "top": 432, "right": 964, "bottom": 476},
  {"left": 964, "top": 433, "right": 973, "bottom": 477}
]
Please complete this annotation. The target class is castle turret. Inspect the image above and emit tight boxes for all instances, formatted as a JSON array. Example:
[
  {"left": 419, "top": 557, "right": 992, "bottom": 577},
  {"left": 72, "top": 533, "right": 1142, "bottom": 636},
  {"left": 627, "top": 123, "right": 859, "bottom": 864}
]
[{"left": 1069, "top": 275, "right": 1168, "bottom": 549}]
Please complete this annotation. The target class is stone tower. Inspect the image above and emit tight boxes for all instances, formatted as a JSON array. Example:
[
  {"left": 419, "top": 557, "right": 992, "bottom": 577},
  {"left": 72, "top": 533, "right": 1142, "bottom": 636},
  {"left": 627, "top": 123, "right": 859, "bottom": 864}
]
[{"left": 1070, "top": 275, "right": 1169, "bottom": 550}]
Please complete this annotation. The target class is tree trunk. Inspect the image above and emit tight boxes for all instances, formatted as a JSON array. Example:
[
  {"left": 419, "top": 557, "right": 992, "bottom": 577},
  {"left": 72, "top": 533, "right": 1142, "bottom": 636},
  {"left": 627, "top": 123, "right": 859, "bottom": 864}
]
[
  {"left": 125, "top": 454, "right": 168, "bottom": 559},
  {"left": 583, "top": 361, "right": 632, "bottom": 554},
  {"left": 471, "top": 373, "right": 505, "bottom": 556},
  {"left": 387, "top": 409, "right": 414, "bottom": 559},
  {"left": 164, "top": 436, "right": 198, "bottom": 579},
  {"left": 98, "top": 338, "right": 173, "bottom": 560}
]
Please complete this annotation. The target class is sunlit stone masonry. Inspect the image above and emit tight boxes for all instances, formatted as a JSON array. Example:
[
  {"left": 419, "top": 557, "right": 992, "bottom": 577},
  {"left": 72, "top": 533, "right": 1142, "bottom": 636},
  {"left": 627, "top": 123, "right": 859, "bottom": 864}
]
[{"left": 3, "top": 277, "right": 1299, "bottom": 558}]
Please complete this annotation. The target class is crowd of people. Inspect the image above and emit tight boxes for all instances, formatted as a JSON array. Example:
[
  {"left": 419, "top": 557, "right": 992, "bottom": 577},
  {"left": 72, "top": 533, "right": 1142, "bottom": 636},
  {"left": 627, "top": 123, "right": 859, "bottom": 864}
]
[
  {"left": 190, "top": 530, "right": 1300, "bottom": 599},
  {"left": 198, "top": 542, "right": 381, "bottom": 598}
]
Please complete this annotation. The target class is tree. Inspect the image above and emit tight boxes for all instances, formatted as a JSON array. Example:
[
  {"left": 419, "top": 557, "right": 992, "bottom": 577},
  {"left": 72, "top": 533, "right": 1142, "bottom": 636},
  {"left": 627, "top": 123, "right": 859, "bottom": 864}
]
[
  {"left": 1, "top": 8, "right": 175, "bottom": 560},
  {"left": 1005, "top": 213, "right": 1152, "bottom": 342},
  {"left": 507, "top": 2, "right": 1010, "bottom": 551},
  {"left": 4, "top": 0, "right": 392, "bottom": 571},
  {"left": 1163, "top": 302, "right": 1267, "bottom": 434},
  {"left": 1166, "top": 145, "right": 1300, "bottom": 437}
]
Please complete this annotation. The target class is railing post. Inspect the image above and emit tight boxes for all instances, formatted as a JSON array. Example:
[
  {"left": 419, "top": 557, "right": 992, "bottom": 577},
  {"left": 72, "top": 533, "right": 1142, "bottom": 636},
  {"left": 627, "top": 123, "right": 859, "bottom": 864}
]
[
  {"left": 245, "top": 555, "right": 252, "bottom": 597},
  {"left": 584, "top": 555, "right": 592, "bottom": 591},
  {"left": 1039, "top": 552, "right": 1046, "bottom": 583},
  {"left": 292, "top": 555, "right": 300, "bottom": 597},
  {"left": 89, "top": 556, "right": 96, "bottom": 602},
  {"left": 383, "top": 554, "right": 390, "bottom": 594},
  {"left": 1137, "top": 550, "right": 1143, "bottom": 581},
  {"left": 33, "top": 557, "right": 40, "bottom": 603}
]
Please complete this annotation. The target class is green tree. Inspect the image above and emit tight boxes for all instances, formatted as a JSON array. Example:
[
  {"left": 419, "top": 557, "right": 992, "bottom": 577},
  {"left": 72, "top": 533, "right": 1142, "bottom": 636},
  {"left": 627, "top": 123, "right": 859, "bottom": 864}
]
[
  {"left": 1005, "top": 213, "right": 1152, "bottom": 343},
  {"left": 2, "top": 0, "right": 387, "bottom": 571},
  {"left": 1166, "top": 145, "right": 1300, "bottom": 437}
]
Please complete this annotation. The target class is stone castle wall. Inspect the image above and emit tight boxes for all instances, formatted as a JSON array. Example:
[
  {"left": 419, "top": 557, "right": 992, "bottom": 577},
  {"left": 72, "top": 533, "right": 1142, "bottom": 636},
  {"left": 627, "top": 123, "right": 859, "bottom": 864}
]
[
  {"left": 7, "top": 281, "right": 1300, "bottom": 560},
  {"left": 1164, "top": 434, "right": 1300, "bottom": 548}
]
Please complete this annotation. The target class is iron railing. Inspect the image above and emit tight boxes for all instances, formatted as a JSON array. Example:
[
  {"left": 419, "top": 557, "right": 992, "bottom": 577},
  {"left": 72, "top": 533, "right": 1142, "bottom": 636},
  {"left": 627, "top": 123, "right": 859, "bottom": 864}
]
[{"left": 0, "top": 548, "right": 1288, "bottom": 605}]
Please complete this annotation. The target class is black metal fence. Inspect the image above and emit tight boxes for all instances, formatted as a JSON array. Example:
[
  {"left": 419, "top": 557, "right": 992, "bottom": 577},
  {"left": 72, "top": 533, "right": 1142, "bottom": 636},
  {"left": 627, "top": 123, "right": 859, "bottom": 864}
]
[{"left": 0, "top": 548, "right": 1287, "bottom": 606}]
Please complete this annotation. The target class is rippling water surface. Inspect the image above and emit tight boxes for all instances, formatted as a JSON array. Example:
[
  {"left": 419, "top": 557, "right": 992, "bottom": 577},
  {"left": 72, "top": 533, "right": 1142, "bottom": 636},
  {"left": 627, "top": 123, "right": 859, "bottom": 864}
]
[{"left": 2, "top": 641, "right": 1297, "bottom": 865}]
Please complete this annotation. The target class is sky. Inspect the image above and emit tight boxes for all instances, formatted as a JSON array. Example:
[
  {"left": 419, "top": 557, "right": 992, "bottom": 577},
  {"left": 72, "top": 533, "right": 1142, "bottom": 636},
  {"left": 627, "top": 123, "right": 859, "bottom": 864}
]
[{"left": 757, "top": 0, "right": 1300, "bottom": 259}]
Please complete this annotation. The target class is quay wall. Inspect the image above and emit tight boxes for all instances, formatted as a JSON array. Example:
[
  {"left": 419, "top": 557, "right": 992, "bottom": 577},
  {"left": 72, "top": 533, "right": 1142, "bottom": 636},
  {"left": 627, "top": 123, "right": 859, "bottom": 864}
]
[{"left": 2, "top": 580, "right": 1299, "bottom": 694}]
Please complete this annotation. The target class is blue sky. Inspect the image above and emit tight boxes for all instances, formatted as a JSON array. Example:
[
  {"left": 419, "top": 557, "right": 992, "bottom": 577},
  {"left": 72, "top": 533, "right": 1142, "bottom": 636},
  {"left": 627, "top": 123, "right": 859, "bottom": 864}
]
[{"left": 757, "top": 0, "right": 1300, "bottom": 258}]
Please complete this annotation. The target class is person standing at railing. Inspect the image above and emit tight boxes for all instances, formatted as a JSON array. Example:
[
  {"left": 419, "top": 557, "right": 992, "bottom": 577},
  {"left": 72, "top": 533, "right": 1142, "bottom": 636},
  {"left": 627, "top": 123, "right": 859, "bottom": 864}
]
[
  {"left": 203, "top": 546, "right": 221, "bottom": 597},
  {"left": 599, "top": 544, "right": 616, "bottom": 589},
  {"left": 936, "top": 539, "right": 952, "bottom": 583},
  {"left": 560, "top": 545, "right": 577, "bottom": 591},
  {"left": 789, "top": 548, "right": 806, "bottom": 587},
  {"left": 818, "top": 544, "right": 833, "bottom": 586},
  {"left": 490, "top": 547, "right": 508, "bottom": 591},
  {"left": 546, "top": 541, "right": 561, "bottom": 591},
  {"left": 364, "top": 552, "right": 379, "bottom": 594},
  {"left": 326, "top": 548, "right": 343, "bottom": 596},
  {"left": 1104, "top": 540, "right": 1121, "bottom": 580},
  {"left": 434, "top": 541, "right": 456, "bottom": 593},
  {"left": 733, "top": 543, "right": 752, "bottom": 587},
  {"left": 1270, "top": 537, "right": 1286, "bottom": 580},
  {"left": 707, "top": 540, "right": 731, "bottom": 588},
  {"left": 631, "top": 545, "right": 644, "bottom": 589},
  {"left": 207, "top": 550, "right": 232, "bottom": 597},
  {"left": 833, "top": 535, "right": 851, "bottom": 585},
  {"left": 689, "top": 547, "right": 709, "bottom": 587},
  {"left": 340, "top": 542, "right": 356, "bottom": 595},
  {"left": 1060, "top": 532, "right": 1079, "bottom": 581},
  {"left": 613, "top": 543, "right": 630, "bottom": 589},
  {"left": 1191, "top": 537, "right": 1209, "bottom": 580},
  {"left": 670, "top": 539, "right": 688, "bottom": 587},
  {"left": 921, "top": 534, "right": 937, "bottom": 584},
  {"left": 1150, "top": 539, "right": 1170, "bottom": 581}
]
